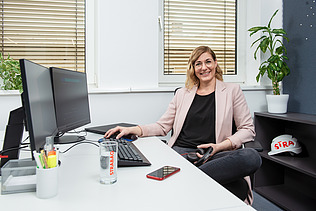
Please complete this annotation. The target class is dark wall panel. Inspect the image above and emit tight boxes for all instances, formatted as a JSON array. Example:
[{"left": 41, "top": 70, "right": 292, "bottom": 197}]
[{"left": 283, "top": 0, "right": 316, "bottom": 115}]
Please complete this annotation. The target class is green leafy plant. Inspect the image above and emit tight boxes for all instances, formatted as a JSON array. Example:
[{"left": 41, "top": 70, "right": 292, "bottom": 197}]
[
  {"left": 248, "top": 9, "right": 290, "bottom": 95},
  {"left": 0, "top": 53, "right": 22, "bottom": 92}
]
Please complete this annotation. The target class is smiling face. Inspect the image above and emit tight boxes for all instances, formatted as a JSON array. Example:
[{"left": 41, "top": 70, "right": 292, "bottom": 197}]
[
  {"left": 185, "top": 46, "right": 223, "bottom": 90},
  {"left": 194, "top": 52, "right": 217, "bottom": 85}
]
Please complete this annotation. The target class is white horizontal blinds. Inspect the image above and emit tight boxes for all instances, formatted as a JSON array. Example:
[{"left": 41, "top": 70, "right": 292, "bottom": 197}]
[
  {"left": 0, "top": 0, "right": 85, "bottom": 72},
  {"left": 164, "top": 0, "right": 236, "bottom": 75}
]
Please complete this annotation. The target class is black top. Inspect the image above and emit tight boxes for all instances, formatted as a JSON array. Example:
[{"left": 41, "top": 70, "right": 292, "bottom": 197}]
[{"left": 174, "top": 92, "right": 216, "bottom": 148}]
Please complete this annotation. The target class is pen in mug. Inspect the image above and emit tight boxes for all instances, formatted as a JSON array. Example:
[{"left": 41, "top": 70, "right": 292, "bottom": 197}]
[
  {"left": 40, "top": 150, "right": 49, "bottom": 169},
  {"left": 56, "top": 148, "right": 59, "bottom": 166},
  {"left": 33, "top": 151, "right": 43, "bottom": 169}
]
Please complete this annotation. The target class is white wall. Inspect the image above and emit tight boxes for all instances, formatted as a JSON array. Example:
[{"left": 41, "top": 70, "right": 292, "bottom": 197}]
[
  {"left": 0, "top": 89, "right": 269, "bottom": 134},
  {"left": 0, "top": 0, "right": 282, "bottom": 134}
]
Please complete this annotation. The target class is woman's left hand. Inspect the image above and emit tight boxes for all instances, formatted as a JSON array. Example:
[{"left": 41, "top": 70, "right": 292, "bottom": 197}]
[
  {"left": 197, "top": 143, "right": 217, "bottom": 157},
  {"left": 196, "top": 139, "right": 233, "bottom": 161}
]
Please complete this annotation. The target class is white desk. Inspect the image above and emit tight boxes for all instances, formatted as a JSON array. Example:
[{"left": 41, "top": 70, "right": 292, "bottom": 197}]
[{"left": 0, "top": 133, "right": 255, "bottom": 211}]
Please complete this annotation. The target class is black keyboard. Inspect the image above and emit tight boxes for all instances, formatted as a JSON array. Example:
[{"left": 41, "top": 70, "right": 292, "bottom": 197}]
[{"left": 104, "top": 138, "right": 151, "bottom": 167}]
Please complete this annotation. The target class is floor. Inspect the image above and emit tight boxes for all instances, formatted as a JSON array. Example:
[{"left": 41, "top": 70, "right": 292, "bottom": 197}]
[{"left": 252, "top": 191, "right": 284, "bottom": 211}]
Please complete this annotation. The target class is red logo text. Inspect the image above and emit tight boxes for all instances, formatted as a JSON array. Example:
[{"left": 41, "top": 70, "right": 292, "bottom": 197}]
[
  {"left": 274, "top": 140, "right": 295, "bottom": 150},
  {"left": 110, "top": 151, "right": 115, "bottom": 175}
]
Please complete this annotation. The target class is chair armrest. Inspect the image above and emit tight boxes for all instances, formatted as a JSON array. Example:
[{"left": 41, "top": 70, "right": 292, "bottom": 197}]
[
  {"left": 160, "top": 139, "right": 167, "bottom": 144},
  {"left": 244, "top": 141, "right": 263, "bottom": 152}
]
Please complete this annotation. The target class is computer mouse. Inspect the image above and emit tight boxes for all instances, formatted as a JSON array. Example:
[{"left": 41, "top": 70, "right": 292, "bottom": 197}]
[
  {"left": 110, "top": 132, "right": 138, "bottom": 141},
  {"left": 98, "top": 133, "right": 138, "bottom": 143}
]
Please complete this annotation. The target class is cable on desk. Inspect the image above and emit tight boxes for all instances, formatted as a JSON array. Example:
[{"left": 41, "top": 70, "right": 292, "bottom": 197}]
[
  {"left": 59, "top": 141, "right": 99, "bottom": 154},
  {"left": 54, "top": 130, "right": 88, "bottom": 144},
  {"left": 0, "top": 145, "right": 29, "bottom": 155},
  {"left": 57, "top": 129, "right": 87, "bottom": 138},
  {"left": 67, "top": 129, "right": 87, "bottom": 135},
  {"left": 84, "top": 138, "right": 99, "bottom": 143},
  {"left": 20, "top": 136, "right": 30, "bottom": 145}
]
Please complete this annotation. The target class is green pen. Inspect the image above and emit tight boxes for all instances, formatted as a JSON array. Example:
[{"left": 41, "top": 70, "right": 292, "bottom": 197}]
[
  {"left": 38, "top": 153, "right": 46, "bottom": 169},
  {"left": 32, "top": 151, "right": 43, "bottom": 169}
]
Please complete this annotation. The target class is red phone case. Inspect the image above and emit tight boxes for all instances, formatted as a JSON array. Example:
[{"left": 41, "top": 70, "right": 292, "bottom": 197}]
[{"left": 146, "top": 166, "right": 180, "bottom": 180}]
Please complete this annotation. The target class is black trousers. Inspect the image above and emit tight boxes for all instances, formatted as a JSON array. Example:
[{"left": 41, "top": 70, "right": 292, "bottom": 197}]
[{"left": 172, "top": 146, "right": 262, "bottom": 201}]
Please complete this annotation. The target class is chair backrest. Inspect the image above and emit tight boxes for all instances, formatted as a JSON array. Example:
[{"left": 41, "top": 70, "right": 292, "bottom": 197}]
[{"left": 174, "top": 87, "right": 181, "bottom": 95}]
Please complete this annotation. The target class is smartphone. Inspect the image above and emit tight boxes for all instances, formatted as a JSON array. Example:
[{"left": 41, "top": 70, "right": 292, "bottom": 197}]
[{"left": 146, "top": 166, "right": 180, "bottom": 180}]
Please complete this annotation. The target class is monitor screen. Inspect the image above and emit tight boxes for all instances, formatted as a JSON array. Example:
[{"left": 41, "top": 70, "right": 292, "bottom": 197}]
[
  {"left": 50, "top": 67, "right": 91, "bottom": 143},
  {"left": 20, "top": 59, "right": 58, "bottom": 152}
]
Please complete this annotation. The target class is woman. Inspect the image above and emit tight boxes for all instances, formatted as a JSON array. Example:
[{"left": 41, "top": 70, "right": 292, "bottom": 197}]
[{"left": 105, "top": 46, "right": 261, "bottom": 204}]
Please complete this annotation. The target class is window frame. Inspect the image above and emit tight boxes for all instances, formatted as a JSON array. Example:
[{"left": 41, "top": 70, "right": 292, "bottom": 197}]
[
  {"left": 158, "top": 0, "right": 247, "bottom": 87},
  {"left": 85, "top": 0, "right": 97, "bottom": 87}
]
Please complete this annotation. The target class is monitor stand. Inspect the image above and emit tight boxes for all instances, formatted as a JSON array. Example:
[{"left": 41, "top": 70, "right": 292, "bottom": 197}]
[{"left": 54, "top": 134, "right": 85, "bottom": 145}]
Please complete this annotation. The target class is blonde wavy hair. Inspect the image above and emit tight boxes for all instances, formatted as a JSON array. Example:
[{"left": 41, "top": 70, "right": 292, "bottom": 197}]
[{"left": 185, "top": 46, "right": 223, "bottom": 90}]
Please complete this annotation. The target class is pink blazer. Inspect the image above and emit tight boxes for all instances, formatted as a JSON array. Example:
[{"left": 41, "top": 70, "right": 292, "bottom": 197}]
[
  {"left": 139, "top": 79, "right": 255, "bottom": 204},
  {"left": 140, "top": 80, "right": 255, "bottom": 147}
]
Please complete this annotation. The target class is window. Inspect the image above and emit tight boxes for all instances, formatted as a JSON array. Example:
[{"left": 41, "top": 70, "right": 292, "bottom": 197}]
[
  {"left": 163, "top": 0, "right": 236, "bottom": 78},
  {"left": 0, "top": 0, "right": 85, "bottom": 72}
]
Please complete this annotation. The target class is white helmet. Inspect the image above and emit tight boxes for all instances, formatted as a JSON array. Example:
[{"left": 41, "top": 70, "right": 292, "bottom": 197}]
[{"left": 268, "top": 134, "right": 302, "bottom": 156}]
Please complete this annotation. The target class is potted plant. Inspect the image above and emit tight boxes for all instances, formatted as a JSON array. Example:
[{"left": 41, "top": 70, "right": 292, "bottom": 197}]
[
  {"left": 0, "top": 53, "right": 22, "bottom": 93},
  {"left": 248, "top": 9, "right": 290, "bottom": 113}
]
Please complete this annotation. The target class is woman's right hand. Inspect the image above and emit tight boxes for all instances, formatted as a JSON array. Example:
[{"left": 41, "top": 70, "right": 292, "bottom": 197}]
[{"left": 104, "top": 126, "right": 142, "bottom": 139}]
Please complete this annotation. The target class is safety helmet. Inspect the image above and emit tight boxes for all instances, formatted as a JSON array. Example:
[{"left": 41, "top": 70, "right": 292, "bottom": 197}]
[{"left": 268, "top": 134, "right": 302, "bottom": 156}]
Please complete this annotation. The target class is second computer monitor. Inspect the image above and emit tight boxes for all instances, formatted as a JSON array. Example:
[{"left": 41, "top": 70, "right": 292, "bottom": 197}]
[
  {"left": 50, "top": 67, "right": 91, "bottom": 143},
  {"left": 20, "top": 59, "right": 58, "bottom": 152}
]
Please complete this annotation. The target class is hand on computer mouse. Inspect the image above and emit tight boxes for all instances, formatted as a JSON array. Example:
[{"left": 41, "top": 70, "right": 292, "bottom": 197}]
[
  {"left": 104, "top": 126, "right": 128, "bottom": 139},
  {"left": 104, "top": 126, "right": 140, "bottom": 140}
]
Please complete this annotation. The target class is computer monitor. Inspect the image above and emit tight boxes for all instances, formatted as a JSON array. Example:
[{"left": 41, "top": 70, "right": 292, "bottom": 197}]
[
  {"left": 0, "top": 106, "right": 25, "bottom": 168},
  {"left": 20, "top": 59, "right": 58, "bottom": 152},
  {"left": 50, "top": 67, "right": 91, "bottom": 144}
]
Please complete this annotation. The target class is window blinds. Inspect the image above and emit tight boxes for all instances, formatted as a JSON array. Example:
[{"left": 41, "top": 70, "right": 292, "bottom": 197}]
[
  {"left": 164, "top": 0, "right": 236, "bottom": 75},
  {"left": 0, "top": 0, "right": 85, "bottom": 72}
]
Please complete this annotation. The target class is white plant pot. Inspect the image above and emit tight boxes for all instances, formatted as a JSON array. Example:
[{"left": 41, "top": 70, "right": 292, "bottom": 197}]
[{"left": 266, "top": 94, "right": 289, "bottom": 114}]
